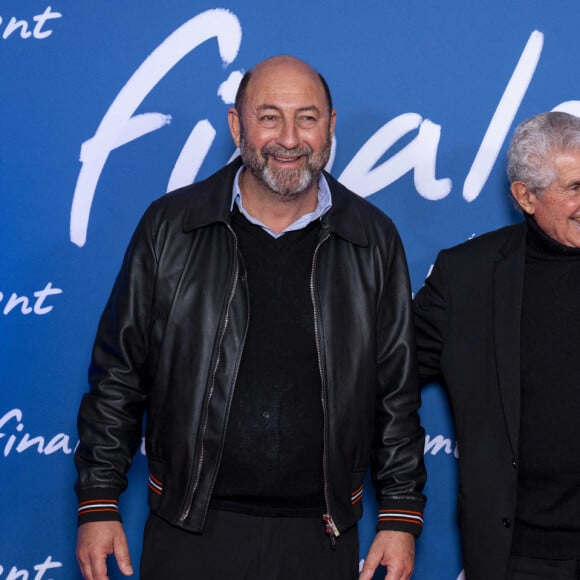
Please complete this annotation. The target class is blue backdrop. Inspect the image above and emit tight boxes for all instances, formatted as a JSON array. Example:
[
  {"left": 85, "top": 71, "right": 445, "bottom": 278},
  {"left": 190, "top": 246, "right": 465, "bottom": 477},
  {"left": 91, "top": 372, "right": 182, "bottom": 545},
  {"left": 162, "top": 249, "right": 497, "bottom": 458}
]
[{"left": 2, "top": 1, "right": 579, "bottom": 578}]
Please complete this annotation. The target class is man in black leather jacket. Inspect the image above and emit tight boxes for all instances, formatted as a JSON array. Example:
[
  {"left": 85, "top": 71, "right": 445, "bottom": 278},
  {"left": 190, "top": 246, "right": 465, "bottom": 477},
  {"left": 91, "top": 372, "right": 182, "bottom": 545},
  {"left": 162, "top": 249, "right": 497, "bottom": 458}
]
[{"left": 75, "top": 55, "right": 426, "bottom": 580}]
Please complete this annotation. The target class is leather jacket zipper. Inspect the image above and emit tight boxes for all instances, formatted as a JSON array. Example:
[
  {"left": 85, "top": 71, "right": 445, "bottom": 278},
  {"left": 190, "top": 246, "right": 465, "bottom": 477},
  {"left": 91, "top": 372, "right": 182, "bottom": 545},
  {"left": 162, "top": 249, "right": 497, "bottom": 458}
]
[
  {"left": 310, "top": 227, "right": 340, "bottom": 541},
  {"left": 179, "top": 224, "right": 240, "bottom": 523}
]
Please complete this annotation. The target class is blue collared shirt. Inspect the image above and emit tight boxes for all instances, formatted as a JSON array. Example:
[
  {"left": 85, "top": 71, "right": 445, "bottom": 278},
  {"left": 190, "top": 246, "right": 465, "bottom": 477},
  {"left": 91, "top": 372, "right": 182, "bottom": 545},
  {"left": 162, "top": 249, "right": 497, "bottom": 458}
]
[{"left": 231, "top": 166, "right": 332, "bottom": 238}]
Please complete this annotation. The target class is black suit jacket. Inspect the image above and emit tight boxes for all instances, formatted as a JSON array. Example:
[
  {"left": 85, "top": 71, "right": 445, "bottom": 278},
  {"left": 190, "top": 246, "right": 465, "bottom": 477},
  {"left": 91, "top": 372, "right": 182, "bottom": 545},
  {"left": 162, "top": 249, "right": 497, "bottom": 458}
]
[{"left": 414, "top": 221, "right": 527, "bottom": 580}]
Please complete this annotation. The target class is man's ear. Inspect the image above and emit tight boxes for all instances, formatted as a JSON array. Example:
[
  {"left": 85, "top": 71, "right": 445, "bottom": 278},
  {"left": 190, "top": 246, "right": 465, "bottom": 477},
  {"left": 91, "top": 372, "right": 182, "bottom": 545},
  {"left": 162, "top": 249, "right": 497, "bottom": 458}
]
[
  {"left": 228, "top": 107, "right": 241, "bottom": 147},
  {"left": 511, "top": 181, "right": 536, "bottom": 215}
]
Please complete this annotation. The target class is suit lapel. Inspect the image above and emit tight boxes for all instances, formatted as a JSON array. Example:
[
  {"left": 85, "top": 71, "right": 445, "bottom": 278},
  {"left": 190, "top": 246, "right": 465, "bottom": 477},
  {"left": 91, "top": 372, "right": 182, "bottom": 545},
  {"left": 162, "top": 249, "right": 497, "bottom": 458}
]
[{"left": 492, "top": 223, "right": 527, "bottom": 456}]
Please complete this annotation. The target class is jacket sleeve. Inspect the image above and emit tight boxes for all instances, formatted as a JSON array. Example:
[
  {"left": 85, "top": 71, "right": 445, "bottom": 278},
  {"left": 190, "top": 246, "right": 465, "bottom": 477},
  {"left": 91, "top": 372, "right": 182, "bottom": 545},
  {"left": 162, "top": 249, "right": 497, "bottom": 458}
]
[
  {"left": 372, "top": 225, "right": 427, "bottom": 537},
  {"left": 74, "top": 204, "right": 158, "bottom": 525},
  {"left": 413, "top": 250, "right": 449, "bottom": 384}
]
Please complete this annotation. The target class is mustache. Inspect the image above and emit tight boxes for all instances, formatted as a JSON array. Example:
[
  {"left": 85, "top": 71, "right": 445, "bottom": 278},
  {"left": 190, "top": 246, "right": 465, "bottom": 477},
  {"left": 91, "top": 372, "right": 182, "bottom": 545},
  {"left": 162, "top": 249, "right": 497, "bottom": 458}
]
[{"left": 261, "top": 144, "right": 313, "bottom": 158}]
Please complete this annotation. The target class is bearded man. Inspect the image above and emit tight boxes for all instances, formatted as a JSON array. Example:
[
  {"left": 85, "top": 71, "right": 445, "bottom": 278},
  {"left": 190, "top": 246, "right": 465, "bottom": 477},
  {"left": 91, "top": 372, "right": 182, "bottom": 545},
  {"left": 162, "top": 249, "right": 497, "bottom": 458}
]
[{"left": 74, "top": 55, "right": 426, "bottom": 580}]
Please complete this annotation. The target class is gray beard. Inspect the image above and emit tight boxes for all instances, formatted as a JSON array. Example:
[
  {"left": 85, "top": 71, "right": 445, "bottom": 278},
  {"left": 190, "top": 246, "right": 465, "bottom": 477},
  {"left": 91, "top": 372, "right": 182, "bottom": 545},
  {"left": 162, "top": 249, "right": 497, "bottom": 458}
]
[
  {"left": 239, "top": 133, "right": 331, "bottom": 202},
  {"left": 259, "top": 162, "right": 315, "bottom": 201}
]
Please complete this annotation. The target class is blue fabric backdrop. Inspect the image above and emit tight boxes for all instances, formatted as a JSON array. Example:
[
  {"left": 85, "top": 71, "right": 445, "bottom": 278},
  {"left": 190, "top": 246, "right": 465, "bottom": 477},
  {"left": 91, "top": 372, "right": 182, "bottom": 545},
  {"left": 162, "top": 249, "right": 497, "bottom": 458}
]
[{"left": 2, "top": 1, "right": 579, "bottom": 578}]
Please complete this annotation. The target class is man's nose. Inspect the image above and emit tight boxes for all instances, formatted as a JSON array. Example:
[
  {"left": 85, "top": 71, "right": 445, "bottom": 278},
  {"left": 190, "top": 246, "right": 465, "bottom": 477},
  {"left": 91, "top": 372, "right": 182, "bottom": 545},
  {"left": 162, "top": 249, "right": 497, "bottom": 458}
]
[{"left": 276, "top": 120, "right": 300, "bottom": 149}]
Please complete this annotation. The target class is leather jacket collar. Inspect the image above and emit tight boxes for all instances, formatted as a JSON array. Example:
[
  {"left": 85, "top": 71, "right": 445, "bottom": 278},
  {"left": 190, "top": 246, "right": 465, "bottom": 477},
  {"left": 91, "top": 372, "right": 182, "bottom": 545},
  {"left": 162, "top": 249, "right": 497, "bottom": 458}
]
[{"left": 182, "top": 157, "right": 368, "bottom": 248}]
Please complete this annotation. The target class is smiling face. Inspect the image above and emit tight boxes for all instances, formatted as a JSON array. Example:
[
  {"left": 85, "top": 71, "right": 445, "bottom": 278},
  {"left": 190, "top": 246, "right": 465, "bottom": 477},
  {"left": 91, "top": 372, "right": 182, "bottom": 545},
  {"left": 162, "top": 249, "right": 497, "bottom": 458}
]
[
  {"left": 511, "top": 149, "right": 580, "bottom": 248},
  {"left": 229, "top": 56, "right": 336, "bottom": 202}
]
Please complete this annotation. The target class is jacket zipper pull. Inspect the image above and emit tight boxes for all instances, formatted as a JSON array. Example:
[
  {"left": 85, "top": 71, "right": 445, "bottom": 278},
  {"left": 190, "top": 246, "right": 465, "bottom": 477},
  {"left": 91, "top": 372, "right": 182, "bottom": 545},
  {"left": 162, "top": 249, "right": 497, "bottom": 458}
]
[{"left": 322, "top": 513, "right": 340, "bottom": 545}]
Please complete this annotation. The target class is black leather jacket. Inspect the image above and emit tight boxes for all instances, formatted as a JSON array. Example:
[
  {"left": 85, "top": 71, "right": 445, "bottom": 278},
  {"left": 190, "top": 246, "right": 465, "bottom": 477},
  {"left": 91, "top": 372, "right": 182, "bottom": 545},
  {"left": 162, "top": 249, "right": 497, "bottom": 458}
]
[{"left": 75, "top": 159, "right": 426, "bottom": 536}]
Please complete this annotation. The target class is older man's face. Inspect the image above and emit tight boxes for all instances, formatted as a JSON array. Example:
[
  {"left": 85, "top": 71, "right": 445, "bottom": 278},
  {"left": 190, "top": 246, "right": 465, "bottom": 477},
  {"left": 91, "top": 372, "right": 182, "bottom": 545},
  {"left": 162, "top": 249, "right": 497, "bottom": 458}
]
[{"left": 528, "top": 150, "right": 580, "bottom": 247}]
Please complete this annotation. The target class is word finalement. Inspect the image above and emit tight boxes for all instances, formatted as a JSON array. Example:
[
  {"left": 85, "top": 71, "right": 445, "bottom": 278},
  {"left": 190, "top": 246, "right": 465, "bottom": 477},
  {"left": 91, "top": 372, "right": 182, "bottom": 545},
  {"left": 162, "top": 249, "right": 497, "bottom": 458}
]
[
  {"left": 425, "top": 433, "right": 459, "bottom": 458},
  {"left": 0, "top": 555, "right": 62, "bottom": 579},
  {"left": 0, "top": 282, "right": 62, "bottom": 316},
  {"left": 0, "top": 409, "right": 73, "bottom": 457},
  {"left": 0, "top": 6, "right": 62, "bottom": 40},
  {"left": 70, "top": 9, "right": 571, "bottom": 248}
]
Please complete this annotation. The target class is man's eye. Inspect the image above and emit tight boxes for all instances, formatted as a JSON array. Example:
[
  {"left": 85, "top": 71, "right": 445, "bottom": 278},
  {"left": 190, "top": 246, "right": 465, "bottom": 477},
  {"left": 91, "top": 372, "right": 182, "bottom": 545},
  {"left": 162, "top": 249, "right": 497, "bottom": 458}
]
[
  {"left": 297, "top": 116, "right": 317, "bottom": 129},
  {"left": 258, "top": 115, "right": 280, "bottom": 127}
]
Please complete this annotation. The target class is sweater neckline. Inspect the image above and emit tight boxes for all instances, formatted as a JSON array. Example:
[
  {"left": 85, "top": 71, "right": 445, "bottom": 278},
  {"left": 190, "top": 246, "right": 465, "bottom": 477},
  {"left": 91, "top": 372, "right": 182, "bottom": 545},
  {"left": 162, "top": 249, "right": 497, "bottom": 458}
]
[{"left": 525, "top": 215, "right": 580, "bottom": 260}]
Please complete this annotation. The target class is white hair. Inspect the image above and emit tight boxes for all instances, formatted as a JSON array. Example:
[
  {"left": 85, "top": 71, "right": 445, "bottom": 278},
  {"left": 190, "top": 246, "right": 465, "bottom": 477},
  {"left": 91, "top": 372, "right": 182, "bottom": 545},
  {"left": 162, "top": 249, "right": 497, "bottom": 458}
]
[{"left": 507, "top": 111, "right": 580, "bottom": 195}]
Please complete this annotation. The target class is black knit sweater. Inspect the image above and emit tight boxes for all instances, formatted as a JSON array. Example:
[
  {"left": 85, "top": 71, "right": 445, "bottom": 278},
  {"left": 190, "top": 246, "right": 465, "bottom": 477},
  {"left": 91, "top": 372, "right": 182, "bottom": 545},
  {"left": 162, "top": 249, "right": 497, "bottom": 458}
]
[
  {"left": 512, "top": 216, "right": 580, "bottom": 558},
  {"left": 211, "top": 211, "right": 325, "bottom": 517}
]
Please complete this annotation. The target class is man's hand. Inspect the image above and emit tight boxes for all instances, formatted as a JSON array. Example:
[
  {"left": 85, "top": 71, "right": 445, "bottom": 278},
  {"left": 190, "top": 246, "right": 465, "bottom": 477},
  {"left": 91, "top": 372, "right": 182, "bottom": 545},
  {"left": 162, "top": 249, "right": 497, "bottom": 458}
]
[
  {"left": 359, "top": 530, "right": 415, "bottom": 580},
  {"left": 76, "top": 521, "right": 133, "bottom": 580}
]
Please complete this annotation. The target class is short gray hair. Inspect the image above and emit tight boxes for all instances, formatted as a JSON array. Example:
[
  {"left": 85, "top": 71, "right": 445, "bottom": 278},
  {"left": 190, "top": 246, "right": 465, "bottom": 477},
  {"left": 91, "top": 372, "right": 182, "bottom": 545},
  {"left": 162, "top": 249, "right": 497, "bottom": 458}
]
[{"left": 507, "top": 111, "right": 580, "bottom": 192}]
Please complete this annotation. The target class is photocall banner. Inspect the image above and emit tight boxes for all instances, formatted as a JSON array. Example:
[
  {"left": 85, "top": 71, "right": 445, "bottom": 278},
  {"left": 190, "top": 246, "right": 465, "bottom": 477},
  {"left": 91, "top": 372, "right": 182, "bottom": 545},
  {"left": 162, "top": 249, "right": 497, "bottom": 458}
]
[{"left": 1, "top": 1, "right": 578, "bottom": 578}]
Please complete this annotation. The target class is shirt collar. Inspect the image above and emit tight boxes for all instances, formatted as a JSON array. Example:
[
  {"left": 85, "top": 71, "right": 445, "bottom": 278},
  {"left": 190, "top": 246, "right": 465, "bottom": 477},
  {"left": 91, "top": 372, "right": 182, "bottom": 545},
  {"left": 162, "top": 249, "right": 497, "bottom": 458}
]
[{"left": 230, "top": 165, "right": 332, "bottom": 238}]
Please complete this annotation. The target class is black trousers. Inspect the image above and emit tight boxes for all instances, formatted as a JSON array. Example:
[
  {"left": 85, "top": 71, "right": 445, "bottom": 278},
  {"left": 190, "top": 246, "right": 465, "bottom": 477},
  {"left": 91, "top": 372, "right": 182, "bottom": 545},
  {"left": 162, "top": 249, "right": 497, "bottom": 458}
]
[
  {"left": 140, "top": 509, "right": 359, "bottom": 580},
  {"left": 507, "top": 555, "right": 580, "bottom": 579}
]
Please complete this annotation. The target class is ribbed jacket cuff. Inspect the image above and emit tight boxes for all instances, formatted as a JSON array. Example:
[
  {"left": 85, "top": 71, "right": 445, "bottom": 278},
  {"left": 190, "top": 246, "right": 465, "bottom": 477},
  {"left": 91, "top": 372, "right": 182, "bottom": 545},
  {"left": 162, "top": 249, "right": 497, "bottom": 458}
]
[
  {"left": 376, "top": 497, "right": 425, "bottom": 537},
  {"left": 76, "top": 488, "right": 122, "bottom": 526}
]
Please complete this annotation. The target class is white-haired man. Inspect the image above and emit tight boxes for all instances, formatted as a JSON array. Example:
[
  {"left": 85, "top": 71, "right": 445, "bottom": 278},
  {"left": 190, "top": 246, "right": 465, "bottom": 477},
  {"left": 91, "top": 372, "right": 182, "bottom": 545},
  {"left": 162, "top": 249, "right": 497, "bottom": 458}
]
[{"left": 414, "top": 110, "right": 580, "bottom": 579}]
